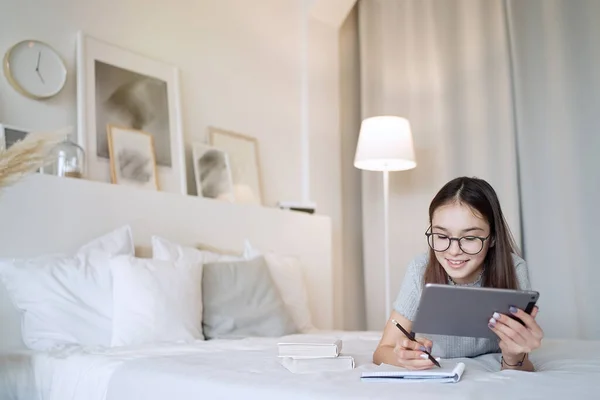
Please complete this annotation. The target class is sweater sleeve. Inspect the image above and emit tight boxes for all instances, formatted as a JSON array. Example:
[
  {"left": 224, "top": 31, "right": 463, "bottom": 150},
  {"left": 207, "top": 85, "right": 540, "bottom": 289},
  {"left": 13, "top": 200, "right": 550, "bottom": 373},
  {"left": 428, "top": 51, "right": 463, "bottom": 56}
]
[
  {"left": 392, "top": 253, "right": 428, "bottom": 321},
  {"left": 512, "top": 254, "right": 531, "bottom": 290}
]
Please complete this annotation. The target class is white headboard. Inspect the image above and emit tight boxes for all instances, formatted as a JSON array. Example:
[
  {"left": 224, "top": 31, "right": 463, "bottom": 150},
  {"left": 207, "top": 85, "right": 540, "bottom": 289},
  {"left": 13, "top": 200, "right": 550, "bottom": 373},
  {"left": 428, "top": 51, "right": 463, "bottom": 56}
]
[{"left": 0, "top": 174, "right": 333, "bottom": 332}]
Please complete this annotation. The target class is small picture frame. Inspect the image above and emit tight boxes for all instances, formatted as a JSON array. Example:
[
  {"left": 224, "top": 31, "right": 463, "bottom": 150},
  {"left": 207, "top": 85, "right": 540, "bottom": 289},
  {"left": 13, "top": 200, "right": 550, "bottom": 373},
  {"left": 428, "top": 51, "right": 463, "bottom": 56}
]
[
  {"left": 209, "top": 126, "right": 263, "bottom": 205},
  {"left": 0, "top": 123, "right": 47, "bottom": 174},
  {"left": 107, "top": 125, "right": 159, "bottom": 191},
  {"left": 0, "top": 123, "right": 29, "bottom": 151},
  {"left": 192, "top": 142, "right": 235, "bottom": 202}
]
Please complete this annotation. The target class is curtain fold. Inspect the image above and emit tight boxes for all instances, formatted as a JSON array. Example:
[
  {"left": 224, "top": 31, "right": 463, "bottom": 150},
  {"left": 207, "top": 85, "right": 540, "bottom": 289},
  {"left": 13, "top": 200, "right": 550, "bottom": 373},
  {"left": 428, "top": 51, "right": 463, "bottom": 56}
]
[
  {"left": 506, "top": 0, "right": 600, "bottom": 340},
  {"left": 359, "top": 0, "right": 599, "bottom": 339}
]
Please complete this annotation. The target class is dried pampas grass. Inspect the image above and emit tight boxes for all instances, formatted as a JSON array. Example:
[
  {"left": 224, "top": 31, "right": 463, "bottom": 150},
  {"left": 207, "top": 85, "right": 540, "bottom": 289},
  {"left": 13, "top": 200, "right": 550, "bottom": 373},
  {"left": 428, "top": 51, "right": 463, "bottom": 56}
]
[{"left": 0, "top": 132, "right": 65, "bottom": 189}]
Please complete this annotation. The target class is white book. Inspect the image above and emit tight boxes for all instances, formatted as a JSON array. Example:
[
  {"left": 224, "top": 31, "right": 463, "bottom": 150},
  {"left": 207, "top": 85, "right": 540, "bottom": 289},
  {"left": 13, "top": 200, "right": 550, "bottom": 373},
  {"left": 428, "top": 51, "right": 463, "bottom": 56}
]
[
  {"left": 280, "top": 355, "right": 355, "bottom": 374},
  {"left": 277, "top": 338, "right": 342, "bottom": 358},
  {"left": 361, "top": 361, "right": 466, "bottom": 383}
]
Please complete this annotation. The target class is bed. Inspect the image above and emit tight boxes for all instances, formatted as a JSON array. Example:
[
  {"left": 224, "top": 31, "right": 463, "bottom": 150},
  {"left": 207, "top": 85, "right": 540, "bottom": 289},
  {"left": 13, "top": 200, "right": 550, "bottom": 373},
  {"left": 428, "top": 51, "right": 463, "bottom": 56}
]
[
  {"left": 3, "top": 332, "right": 600, "bottom": 399},
  {"left": 1, "top": 175, "right": 599, "bottom": 400}
]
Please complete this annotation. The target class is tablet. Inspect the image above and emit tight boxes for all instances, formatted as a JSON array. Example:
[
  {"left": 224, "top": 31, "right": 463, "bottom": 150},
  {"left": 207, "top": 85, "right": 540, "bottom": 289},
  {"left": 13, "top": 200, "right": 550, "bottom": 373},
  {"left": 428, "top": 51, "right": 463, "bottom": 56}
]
[{"left": 411, "top": 284, "right": 540, "bottom": 340}]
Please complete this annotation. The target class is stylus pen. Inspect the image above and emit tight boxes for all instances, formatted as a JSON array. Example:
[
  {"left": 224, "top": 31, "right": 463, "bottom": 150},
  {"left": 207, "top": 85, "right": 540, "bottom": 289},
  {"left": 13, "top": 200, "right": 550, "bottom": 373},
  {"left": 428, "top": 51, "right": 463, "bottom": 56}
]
[{"left": 391, "top": 319, "right": 441, "bottom": 368}]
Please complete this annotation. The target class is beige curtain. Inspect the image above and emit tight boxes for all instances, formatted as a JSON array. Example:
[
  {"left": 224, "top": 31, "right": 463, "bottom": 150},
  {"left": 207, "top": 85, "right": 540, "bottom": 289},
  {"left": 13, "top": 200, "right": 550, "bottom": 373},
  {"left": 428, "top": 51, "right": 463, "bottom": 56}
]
[
  {"left": 359, "top": 0, "right": 600, "bottom": 340},
  {"left": 507, "top": 0, "right": 600, "bottom": 340},
  {"left": 358, "top": 0, "right": 522, "bottom": 330}
]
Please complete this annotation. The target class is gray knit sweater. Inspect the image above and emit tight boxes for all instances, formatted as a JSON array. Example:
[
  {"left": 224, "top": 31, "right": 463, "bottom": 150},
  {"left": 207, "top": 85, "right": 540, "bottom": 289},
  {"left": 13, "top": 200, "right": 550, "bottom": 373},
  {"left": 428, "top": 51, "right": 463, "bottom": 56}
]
[{"left": 393, "top": 252, "right": 531, "bottom": 359}]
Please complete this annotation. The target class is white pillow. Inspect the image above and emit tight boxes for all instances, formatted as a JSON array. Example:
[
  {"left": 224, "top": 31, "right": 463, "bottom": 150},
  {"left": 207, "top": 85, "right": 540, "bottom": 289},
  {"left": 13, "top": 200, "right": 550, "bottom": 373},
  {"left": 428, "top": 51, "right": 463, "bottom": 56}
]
[
  {"left": 0, "top": 225, "right": 134, "bottom": 351},
  {"left": 151, "top": 235, "right": 259, "bottom": 265},
  {"left": 262, "top": 253, "right": 315, "bottom": 333},
  {"left": 110, "top": 255, "right": 204, "bottom": 347},
  {"left": 151, "top": 236, "right": 315, "bottom": 333}
]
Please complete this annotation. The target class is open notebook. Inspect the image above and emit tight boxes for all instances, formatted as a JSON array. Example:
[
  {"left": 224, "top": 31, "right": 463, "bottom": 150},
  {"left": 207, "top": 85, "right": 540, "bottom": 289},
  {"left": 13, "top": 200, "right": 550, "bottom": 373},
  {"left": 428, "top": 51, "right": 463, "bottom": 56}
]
[{"left": 361, "top": 361, "right": 466, "bottom": 383}]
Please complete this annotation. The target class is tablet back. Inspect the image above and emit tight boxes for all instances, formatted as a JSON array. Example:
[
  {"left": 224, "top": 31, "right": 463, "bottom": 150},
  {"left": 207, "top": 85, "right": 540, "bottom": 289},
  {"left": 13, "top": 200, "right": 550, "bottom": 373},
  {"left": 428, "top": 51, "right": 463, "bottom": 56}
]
[{"left": 412, "top": 284, "right": 539, "bottom": 340}]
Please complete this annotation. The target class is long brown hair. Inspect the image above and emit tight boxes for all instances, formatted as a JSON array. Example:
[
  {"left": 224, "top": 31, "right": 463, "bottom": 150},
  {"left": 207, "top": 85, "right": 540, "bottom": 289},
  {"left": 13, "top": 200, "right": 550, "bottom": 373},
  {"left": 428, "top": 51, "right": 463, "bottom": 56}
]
[{"left": 423, "top": 177, "right": 520, "bottom": 289}]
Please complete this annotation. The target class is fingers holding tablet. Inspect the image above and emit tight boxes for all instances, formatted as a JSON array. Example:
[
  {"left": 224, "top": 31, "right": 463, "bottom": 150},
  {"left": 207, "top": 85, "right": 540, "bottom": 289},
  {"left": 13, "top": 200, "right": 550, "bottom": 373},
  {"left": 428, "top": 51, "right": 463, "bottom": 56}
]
[
  {"left": 488, "top": 306, "right": 544, "bottom": 354},
  {"left": 489, "top": 311, "right": 529, "bottom": 346},
  {"left": 512, "top": 306, "right": 542, "bottom": 334}
]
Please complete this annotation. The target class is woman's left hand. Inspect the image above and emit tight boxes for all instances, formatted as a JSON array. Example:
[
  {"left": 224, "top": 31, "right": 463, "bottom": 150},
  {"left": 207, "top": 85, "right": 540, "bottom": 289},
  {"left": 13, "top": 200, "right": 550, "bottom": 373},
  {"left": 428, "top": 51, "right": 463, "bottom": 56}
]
[{"left": 488, "top": 306, "right": 543, "bottom": 359}]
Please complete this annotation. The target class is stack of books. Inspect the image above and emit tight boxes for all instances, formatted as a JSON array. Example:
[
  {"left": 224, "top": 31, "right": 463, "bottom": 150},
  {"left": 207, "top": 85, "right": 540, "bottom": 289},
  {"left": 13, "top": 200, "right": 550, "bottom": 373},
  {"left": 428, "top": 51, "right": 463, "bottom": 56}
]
[{"left": 277, "top": 338, "right": 355, "bottom": 374}]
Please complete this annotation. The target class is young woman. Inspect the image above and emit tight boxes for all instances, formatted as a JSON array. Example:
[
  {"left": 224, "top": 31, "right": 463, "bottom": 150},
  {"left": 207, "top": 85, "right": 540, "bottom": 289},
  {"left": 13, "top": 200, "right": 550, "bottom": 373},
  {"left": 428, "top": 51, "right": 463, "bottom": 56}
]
[{"left": 373, "top": 177, "right": 543, "bottom": 372}]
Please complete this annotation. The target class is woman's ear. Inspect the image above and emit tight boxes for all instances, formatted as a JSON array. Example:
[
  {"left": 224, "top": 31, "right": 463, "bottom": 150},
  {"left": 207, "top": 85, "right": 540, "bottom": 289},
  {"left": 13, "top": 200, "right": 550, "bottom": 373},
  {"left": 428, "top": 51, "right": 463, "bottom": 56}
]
[{"left": 490, "top": 236, "right": 496, "bottom": 248}]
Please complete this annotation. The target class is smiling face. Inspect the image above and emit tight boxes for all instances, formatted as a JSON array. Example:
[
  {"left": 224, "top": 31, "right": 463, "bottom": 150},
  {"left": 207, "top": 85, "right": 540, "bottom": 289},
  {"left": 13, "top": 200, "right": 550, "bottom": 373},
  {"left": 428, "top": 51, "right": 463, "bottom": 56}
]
[{"left": 430, "top": 201, "right": 492, "bottom": 284}]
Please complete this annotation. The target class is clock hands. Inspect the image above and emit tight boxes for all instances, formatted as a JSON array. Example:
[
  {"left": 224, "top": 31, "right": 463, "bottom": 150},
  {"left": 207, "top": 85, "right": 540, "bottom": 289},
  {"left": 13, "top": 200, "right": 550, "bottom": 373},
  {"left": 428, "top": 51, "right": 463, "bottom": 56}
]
[{"left": 35, "top": 50, "right": 45, "bottom": 84}]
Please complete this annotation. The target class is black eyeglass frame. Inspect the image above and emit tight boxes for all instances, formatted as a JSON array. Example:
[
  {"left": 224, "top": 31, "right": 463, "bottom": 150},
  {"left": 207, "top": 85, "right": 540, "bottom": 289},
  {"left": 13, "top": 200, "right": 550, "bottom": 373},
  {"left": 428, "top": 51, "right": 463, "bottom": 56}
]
[{"left": 424, "top": 226, "right": 492, "bottom": 255}]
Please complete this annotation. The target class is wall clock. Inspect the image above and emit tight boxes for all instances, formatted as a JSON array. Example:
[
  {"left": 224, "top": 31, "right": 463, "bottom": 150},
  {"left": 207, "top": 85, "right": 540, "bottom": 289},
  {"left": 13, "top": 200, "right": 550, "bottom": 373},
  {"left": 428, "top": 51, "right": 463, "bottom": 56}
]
[{"left": 3, "top": 40, "right": 67, "bottom": 100}]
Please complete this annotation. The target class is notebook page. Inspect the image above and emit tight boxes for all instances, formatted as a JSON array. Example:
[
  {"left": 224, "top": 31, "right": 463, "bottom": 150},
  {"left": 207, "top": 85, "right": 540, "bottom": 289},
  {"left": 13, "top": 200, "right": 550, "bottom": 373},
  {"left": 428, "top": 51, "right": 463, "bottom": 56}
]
[{"left": 361, "top": 361, "right": 466, "bottom": 383}]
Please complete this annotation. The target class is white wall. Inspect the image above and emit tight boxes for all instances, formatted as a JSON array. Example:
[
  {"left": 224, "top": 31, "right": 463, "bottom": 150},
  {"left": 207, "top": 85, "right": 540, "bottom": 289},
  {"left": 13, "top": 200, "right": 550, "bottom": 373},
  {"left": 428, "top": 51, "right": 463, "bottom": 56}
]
[
  {"left": 0, "top": 0, "right": 333, "bottom": 206},
  {"left": 307, "top": 16, "right": 344, "bottom": 328},
  {"left": 0, "top": 0, "right": 347, "bottom": 327}
]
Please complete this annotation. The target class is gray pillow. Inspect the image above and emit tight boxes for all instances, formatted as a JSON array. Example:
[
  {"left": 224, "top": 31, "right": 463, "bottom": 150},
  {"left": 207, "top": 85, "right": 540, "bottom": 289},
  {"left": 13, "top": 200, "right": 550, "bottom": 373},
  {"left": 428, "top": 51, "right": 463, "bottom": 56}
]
[{"left": 202, "top": 256, "right": 297, "bottom": 339}]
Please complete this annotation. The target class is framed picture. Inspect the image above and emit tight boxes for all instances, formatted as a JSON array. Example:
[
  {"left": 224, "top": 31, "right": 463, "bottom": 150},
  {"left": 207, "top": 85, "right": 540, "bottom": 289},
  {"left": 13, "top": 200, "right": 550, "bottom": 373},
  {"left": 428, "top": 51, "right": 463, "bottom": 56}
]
[
  {"left": 0, "top": 123, "right": 29, "bottom": 150},
  {"left": 192, "top": 142, "right": 235, "bottom": 202},
  {"left": 76, "top": 31, "right": 186, "bottom": 194},
  {"left": 0, "top": 124, "right": 42, "bottom": 173},
  {"left": 107, "top": 125, "right": 159, "bottom": 191},
  {"left": 209, "top": 126, "right": 263, "bottom": 205}
]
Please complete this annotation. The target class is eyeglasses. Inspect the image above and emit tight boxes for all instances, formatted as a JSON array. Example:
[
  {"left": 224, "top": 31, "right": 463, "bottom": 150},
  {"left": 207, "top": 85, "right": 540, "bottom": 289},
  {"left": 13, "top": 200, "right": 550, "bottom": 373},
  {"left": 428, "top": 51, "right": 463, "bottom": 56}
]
[{"left": 425, "top": 226, "right": 491, "bottom": 255}]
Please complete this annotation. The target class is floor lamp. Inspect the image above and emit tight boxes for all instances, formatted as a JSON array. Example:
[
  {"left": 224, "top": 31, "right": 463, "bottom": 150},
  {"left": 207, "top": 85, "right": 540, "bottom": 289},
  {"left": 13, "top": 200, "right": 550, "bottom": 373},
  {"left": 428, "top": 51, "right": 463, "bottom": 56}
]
[{"left": 354, "top": 116, "right": 417, "bottom": 321}]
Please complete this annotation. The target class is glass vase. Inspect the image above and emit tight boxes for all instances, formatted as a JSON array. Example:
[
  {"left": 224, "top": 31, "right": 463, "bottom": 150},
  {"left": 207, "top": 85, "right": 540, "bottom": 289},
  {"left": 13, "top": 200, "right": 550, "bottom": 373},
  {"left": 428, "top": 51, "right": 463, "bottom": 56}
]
[{"left": 46, "top": 137, "right": 86, "bottom": 179}]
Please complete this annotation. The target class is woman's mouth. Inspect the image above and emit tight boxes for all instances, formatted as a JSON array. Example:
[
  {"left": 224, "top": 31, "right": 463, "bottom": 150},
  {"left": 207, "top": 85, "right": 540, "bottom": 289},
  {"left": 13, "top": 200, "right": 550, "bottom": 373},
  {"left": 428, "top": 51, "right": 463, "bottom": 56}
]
[{"left": 446, "top": 258, "right": 469, "bottom": 269}]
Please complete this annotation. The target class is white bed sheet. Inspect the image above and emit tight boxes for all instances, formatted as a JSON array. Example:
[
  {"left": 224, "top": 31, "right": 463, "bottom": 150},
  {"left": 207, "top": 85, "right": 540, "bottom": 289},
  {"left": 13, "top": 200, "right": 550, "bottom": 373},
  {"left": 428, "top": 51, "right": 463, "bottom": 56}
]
[
  {"left": 6, "top": 331, "right": 600, "bottom": 400},
  {"left": 0, "top": 348, "right": 57, "bottom": 400}
]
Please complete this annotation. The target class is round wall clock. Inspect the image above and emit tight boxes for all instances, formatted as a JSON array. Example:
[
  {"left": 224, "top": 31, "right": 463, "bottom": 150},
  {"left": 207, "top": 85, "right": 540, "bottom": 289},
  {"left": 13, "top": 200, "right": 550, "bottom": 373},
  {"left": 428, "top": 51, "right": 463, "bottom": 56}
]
[{"left": 3, "top": 40, "right": 67, "bottom": 100}]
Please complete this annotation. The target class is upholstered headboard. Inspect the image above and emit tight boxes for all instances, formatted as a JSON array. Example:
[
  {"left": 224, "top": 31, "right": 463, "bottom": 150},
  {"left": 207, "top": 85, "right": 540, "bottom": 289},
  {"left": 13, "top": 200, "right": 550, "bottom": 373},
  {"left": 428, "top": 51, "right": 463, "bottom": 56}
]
[{"left": 0, "top": 174, "right": 333, "bottom": 344}]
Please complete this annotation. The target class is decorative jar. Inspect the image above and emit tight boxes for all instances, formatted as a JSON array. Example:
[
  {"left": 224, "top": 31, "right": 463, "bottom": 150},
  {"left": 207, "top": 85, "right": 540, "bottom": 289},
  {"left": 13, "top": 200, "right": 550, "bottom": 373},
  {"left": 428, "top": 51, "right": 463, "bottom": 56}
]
[{"left": 45, "top": 136, "right": 85, "bottom": 178}]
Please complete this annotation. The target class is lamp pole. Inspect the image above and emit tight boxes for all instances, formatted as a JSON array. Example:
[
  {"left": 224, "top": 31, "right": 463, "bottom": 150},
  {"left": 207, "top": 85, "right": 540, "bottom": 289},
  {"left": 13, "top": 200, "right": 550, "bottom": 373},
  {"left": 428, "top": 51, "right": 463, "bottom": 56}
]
[
  {"left": 383, "top": 169, "right": 391, "bottom": 320},
  {"left": 353, "top": 116, "right": 416, "bottom": 327}
]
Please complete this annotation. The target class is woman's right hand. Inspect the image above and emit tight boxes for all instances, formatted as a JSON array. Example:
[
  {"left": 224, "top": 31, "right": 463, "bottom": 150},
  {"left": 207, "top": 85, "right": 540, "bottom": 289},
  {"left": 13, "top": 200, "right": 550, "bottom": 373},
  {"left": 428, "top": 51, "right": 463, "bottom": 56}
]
[{"left": 393, "top": 337, "right": 438, "bottom": 370}]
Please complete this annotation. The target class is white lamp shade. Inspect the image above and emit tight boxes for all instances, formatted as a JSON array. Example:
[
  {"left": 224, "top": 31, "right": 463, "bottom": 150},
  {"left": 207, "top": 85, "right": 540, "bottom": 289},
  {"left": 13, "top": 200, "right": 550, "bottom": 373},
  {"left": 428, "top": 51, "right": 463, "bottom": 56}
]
[{"left": 354, "top": 116, "right": 417, "bottom": 171}]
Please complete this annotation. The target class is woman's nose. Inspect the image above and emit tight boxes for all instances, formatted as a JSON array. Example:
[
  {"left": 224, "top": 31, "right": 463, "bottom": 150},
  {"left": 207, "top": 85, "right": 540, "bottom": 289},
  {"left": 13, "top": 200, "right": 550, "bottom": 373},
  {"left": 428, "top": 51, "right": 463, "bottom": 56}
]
[{"left": 447, "top": 239, "right": 463, "bottom": 255}]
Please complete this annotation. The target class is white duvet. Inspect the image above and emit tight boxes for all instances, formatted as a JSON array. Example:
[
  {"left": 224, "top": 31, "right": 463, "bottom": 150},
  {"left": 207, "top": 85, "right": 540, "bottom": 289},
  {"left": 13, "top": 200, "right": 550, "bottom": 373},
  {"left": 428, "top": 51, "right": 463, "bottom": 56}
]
[{"left": 5, "top": 331, "right": 600, "bottom": 400}]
